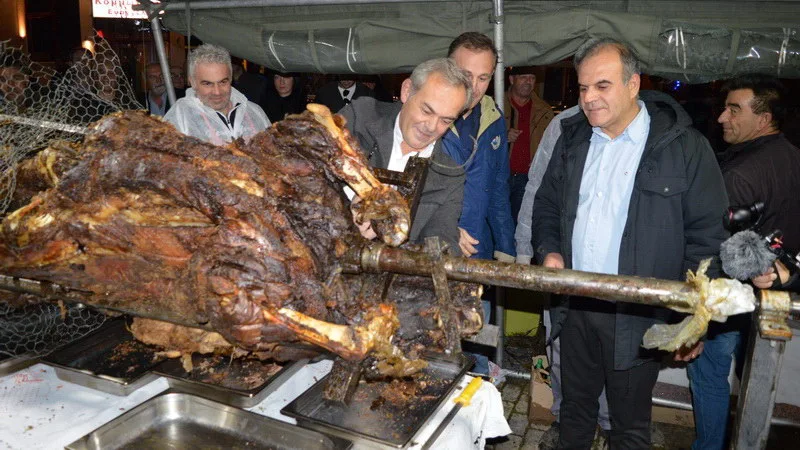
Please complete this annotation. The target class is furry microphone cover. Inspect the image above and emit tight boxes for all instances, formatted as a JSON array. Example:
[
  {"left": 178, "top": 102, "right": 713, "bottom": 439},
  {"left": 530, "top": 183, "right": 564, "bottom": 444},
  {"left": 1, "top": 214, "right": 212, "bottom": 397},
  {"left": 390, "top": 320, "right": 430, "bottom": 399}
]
[{"left": 720, "top": 230, "right": 776, "bottom": 280}]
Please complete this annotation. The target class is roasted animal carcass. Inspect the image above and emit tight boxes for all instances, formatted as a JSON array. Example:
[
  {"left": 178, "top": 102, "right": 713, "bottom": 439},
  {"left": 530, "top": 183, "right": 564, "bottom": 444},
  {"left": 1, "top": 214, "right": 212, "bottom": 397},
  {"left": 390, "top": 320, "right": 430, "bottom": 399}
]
[{"left": 0, "top": 108, "right": 482, "bottom": 374}]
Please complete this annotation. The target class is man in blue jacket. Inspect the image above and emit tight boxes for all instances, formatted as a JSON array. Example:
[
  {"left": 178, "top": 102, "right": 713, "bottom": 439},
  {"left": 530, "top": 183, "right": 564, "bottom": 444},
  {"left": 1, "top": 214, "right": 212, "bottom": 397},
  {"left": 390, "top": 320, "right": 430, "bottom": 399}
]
[
  {"left": 443, "top": 32, "right": 515, "bottom": 263},
  {"left": 443, "top": 32, "right": 514, "bottom": 376}
]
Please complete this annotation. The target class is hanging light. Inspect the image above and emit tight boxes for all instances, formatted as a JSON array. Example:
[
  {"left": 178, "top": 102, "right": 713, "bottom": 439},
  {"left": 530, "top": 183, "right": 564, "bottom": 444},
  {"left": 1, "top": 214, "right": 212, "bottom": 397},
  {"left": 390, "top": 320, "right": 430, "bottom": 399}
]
[
  {"left": 16, "top": 0, "right": 26, "bottom": 38},
  {"left": 82, "top": 39, "right": 95, "bottom": 55}
]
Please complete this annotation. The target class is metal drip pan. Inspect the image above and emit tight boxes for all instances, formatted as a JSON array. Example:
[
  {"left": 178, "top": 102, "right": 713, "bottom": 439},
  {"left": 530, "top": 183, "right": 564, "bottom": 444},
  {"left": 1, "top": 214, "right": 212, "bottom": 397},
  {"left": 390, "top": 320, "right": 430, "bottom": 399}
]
[
  {"left": 0, "top": 352, "right": 37, "bottom": 376},
  {"left": 153, "top": 354, "right": 306, "bottom": 408},
  {"left": 282, "top": 354, "right": 471, "bottom": 449},
  {"left": 66, "top": 392, "right": 352, "bottom": 450},
  {"left": 42, "top": 318, "right": 164, "bottom": 396}
]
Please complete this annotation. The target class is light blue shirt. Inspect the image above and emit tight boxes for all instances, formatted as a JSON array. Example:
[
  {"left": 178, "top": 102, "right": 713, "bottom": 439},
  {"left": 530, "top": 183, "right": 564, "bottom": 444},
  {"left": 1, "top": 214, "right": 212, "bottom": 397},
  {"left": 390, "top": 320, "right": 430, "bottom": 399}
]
[{"left": 572, "top": 100, "right": 650, "bottom": 275}]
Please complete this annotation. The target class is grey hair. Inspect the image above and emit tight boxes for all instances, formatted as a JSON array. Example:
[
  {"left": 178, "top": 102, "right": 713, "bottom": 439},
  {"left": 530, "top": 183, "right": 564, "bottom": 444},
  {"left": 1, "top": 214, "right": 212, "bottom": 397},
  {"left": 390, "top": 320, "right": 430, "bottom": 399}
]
[
  {"left": 409, "top": 57, "right": 472, "bottom": 111},
  {"left": 188, "top": 44, "right": 232, "bottom": 80},
  {"left": 574, "top": 38, "right": 641, "bottom": 83}
]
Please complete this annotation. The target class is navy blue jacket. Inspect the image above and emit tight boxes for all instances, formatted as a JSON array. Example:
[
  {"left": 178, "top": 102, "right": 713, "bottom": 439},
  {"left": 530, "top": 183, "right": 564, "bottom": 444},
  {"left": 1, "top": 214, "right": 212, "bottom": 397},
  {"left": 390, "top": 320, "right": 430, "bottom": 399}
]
[{"left": 442, "top": 95, "right": 515, "bottom": 260}]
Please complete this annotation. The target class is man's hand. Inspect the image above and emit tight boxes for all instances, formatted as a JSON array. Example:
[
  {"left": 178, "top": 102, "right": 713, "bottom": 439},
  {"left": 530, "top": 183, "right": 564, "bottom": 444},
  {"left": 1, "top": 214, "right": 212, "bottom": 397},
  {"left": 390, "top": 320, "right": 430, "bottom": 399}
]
[
  {"left": 752, "top": 267, "right": 777, "bottom": 289},
  {"left": 542, "top": 252, "right": 565, "bottom": 269},
  {"left": 752, "top": 262, "right": 790, "bottom": 289},
  {"left": 508, "top": 128, "right": 522, "bottom": 144},
  {"left": 458, "top": 227, "right": 479, "bottom": 257},
  {"left": 350, "top": 196, "right": 378, "bottom": 240},
  {"left": 673, "top": 341, "right": 704, "bottom": 362}
]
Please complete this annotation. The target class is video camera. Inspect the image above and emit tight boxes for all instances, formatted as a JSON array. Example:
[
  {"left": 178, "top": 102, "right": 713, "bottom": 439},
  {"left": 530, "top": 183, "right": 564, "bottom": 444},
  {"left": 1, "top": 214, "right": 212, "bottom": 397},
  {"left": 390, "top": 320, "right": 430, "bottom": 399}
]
[{"left": 723, "top": 201, "right": 800, "bottom": 285}]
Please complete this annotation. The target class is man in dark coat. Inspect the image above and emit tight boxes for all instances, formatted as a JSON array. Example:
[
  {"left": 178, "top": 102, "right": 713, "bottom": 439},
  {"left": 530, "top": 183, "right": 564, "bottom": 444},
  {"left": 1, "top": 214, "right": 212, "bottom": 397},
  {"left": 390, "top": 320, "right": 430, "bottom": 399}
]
[
  {"left": 141, "top": 62, "right": 184, "bottom": 116},
  {"left": 685, "top": 74, "right": 800, "bottom": 450},
  {"left": 314, "top": 77, "right": 373, "bottom": 113},
  {"left": 532, "top": 38, "right": 728, "bottom": 448}
]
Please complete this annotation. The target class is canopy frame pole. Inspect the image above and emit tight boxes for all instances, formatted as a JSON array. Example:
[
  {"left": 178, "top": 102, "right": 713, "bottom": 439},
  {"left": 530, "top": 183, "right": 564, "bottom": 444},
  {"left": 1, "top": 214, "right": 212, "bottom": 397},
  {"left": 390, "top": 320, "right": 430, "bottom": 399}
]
[
  {"left": 161, "top": 0, "right": 464, "bottom": 10},
  {"left": 490, "top": 0, "right": 505, "bottom": 367},
  {"left": 492, "top": 0, "right": 505, "bottom": 111},
  {"left": 140, "top": 0, "right": 177, "bottom": 106}
]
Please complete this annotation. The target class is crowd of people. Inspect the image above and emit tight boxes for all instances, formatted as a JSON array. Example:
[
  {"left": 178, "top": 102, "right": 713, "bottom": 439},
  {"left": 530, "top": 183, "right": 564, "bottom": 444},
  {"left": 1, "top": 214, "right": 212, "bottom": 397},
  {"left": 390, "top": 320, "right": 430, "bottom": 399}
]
[{"left": 5, "top": 32, "right": 799, "bottom": 450}]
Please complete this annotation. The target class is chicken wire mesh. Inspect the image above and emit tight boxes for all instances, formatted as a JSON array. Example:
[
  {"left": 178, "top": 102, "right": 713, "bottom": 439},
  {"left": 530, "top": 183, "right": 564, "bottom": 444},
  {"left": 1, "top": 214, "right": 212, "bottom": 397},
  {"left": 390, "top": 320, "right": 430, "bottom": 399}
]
[
  {"left": 0, "top": 35, "right": 141, "bottom": 358},
  {"left": 0, "top": 34, "right": 142, "bottom": 216},
  {"left": 0, "top": 301, "right": 107, "bottom": 358}
]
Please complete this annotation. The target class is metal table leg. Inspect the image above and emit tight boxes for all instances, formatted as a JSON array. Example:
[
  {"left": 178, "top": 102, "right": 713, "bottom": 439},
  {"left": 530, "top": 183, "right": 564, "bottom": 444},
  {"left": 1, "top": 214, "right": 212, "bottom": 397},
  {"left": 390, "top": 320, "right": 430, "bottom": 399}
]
[
  {"left": 495, "top": 286, "right": 504, "bottom": 368},
  {"left": 731, "top": 289, "right": 800, "bottom": 449}
]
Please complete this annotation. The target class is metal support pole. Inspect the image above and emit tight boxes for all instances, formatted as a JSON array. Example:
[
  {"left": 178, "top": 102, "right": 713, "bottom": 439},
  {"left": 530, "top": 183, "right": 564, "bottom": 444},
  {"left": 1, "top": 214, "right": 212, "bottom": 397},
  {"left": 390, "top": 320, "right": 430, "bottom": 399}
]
[
  {"left": 145, "top": 2, "right": 177, "bottom": 106},
  {"left": 0, "top": 114, "right": 86, "bottom": 135},
  {"left": 162, "top": 0, "right": 461, "bottom": 10},
  {"left": 494, "top": 284, "right": 504, "bottom": 367},
  {"left": 185, "top": 1, "right": 192, "bottom": 59},
  {"left": 490, "top": 0, "right": 506, "bottom": 368},
  {"left": 732, "top": 317, "right": 787, "bottom": 449},
  {"left": 491, "top": 0, "right": 505, "bottom": 111}
]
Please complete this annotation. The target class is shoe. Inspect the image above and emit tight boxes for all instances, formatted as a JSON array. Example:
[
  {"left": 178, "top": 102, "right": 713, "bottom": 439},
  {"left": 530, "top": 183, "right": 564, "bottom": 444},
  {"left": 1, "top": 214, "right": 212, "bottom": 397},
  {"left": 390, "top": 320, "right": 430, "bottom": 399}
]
[{"left": 538, "top": 421, "right": 560, "bottom": 450}]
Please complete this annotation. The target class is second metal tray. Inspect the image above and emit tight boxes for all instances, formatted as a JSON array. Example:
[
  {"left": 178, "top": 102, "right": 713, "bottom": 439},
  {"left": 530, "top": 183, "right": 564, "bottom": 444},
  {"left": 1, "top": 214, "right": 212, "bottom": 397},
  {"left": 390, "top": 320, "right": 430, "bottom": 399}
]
[
  {"left": 42, "top": 318, "right": 164, "bottom": 396},
  {"left": 153, "top": 354, "right": 306, "bottom": 408},
  {"left": 66, "top": 392, "right": 352, "bottom": 450},
  {"left": 282, "top": 354, "right": 471, "bottom": 449}
]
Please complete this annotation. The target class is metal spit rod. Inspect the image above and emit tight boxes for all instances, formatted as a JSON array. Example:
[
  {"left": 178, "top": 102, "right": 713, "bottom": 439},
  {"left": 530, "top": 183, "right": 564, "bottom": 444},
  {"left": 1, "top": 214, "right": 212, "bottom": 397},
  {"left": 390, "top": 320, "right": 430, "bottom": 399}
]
[
  {"left": 349, "top": 243, "right": 703, "bottom": 313},
  {"left": 0, "top": 274, "right": 212, "bottom": 331}
]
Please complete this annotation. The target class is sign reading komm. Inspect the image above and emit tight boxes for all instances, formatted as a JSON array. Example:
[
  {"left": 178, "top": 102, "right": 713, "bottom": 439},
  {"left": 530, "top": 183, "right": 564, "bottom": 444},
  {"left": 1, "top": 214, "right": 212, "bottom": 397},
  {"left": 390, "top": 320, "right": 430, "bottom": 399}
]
[{"left": 92, "top": 0, "right": 151, "bottom": 19}]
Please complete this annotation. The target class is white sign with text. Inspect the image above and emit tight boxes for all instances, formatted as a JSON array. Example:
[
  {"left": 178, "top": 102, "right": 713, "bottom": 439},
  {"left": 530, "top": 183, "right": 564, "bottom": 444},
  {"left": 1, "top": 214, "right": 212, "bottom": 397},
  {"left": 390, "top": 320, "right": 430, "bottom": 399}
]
[{"left": 92, "top": 0, "right": 151, "bottom": 20}]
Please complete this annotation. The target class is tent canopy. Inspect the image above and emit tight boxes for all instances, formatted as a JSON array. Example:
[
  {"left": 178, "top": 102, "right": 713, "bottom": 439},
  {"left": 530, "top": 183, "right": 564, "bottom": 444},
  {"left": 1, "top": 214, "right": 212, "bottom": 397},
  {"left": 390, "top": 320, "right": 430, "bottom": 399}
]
[{"left": 159, "top": 0, "right": 800, "bottom": 82}]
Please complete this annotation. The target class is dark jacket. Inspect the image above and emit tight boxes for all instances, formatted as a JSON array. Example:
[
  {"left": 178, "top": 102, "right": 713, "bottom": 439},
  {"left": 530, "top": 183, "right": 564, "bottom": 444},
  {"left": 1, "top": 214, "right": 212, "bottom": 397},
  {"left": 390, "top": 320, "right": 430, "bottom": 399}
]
[
  {"left": 339, "top": 97, "right": 465, "bottom": 248},
  {"left": 314, "top": 81, "right": 373, "bottom": 114},
  {"left": 140, "top": 88, "right": 185, "bottom": 116},
  {"left": 233, "top": 72, "right": 269, "bottom": 109},
  {"left": 532, "top": 90, "right": 729, "bottom": 370},
  {"left": 263, "top": 78, "right": 307, "bottom": 123},
  {"left": 716, "top": 133, "right": 800, "bottom": 251}
]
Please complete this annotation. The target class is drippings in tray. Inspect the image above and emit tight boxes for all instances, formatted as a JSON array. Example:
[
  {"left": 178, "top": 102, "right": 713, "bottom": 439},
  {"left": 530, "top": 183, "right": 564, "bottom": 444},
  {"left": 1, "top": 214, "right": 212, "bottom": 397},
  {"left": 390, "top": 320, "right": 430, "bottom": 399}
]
[{"left": 160, "top": 354, "right": 284, "bottom": 391}]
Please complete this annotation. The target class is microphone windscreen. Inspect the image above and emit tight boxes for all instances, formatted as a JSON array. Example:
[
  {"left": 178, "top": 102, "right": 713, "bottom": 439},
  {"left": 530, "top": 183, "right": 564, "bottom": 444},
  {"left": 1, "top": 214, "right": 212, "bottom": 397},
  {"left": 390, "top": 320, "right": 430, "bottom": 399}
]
[{"left": 720, "top": 230, "right": 776, "bottom": 280}]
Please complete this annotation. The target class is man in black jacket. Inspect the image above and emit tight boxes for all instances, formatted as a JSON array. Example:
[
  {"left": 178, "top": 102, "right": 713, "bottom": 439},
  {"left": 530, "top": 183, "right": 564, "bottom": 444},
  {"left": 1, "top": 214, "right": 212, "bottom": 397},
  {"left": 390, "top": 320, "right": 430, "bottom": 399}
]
[
  {"left": 531, "top": 38, "right": 728, "bottom": 448},
  {"left": 314, "top": 77, "right": 373, "bottom": 114},
  {"left": 141, "top": 62, "right": 184, "bottom": 116},
  {"left": 685, "top": 74, "right": 800, "bottom": 450}
]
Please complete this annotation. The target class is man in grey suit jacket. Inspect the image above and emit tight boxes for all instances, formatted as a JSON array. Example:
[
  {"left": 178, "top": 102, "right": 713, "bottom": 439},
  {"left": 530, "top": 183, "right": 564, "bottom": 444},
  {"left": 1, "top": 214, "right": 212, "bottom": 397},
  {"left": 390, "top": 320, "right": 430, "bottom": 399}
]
[{"left": 338, "top": 58, "right": 472, "bottom": 249}]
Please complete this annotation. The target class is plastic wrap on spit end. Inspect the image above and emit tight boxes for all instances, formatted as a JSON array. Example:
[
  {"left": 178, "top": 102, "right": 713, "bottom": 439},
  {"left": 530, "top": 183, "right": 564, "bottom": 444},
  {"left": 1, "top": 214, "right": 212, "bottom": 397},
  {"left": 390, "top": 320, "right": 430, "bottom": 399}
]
[
  {"left": 706, "top": 278, "right": 756, "bottom": 321},
  {"left": 642, "top": 260, "right": 756, "bottom": 351},
  {"left": 642, "top": 313, "right": 709, "bottom": 351}
]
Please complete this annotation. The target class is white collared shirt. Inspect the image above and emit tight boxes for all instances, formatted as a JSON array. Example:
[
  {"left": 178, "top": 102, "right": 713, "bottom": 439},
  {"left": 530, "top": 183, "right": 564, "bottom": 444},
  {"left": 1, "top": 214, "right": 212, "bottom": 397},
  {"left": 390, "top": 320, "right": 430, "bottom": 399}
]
[
  {"left": 387, "top": 115, "right": 435, "bottom": 171},
  {"left": 338, "top": 85, "right": 355, "bottom": 102},
  {"left": 344, "top": 115, "right": 435, "bottom": 200}
]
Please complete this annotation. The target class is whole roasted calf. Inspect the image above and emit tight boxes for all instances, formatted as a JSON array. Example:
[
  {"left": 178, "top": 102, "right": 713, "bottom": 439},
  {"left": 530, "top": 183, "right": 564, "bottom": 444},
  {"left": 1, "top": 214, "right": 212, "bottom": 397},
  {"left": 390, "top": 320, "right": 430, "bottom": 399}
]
[{"left": 0, "top": 108, "right": 482, "bottom": 375}]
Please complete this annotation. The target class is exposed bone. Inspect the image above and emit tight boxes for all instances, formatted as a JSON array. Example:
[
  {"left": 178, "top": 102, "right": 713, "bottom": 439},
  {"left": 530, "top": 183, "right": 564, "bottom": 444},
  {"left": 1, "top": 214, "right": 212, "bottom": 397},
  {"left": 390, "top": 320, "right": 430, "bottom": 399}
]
[
  {"left": 261, "top": 304, "right": 399, "bottom": 361},
  {"left": 307, "top": 103, "right": 410, "bottom": 246}
]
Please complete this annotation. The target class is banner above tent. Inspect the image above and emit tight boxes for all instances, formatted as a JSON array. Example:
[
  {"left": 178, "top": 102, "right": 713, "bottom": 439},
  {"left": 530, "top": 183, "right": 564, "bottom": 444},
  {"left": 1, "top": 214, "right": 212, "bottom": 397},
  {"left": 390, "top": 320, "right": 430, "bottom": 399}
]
[{"left": 159, "top": 0, "right": 800, "bottom": 82}]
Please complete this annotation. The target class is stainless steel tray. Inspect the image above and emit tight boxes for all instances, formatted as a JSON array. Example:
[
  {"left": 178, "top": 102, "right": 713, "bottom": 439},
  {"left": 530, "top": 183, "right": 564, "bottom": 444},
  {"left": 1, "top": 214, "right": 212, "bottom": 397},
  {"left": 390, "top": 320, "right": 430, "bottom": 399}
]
[
  {"left": 0, "top": 352, "right": 37, "bottom": 376},
  {"left": 153, "top": 355, "right": 306, "bottom": 408},
  {"left": 42, "top": 319, "right": 164, "bottom": 396},
  {"left": 282, "top": 354, "right": 472, "bottom": 449},
  {"left": 66, "top": 392, "right": 352, "bottom": 450}
]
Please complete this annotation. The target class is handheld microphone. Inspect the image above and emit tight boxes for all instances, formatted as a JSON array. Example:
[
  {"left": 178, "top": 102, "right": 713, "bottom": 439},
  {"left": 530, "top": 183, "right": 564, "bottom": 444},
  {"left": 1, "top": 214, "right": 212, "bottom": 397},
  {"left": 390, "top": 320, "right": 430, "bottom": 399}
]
[{"left": 720, "top": 230, "right": 777, "bottom": 280}]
